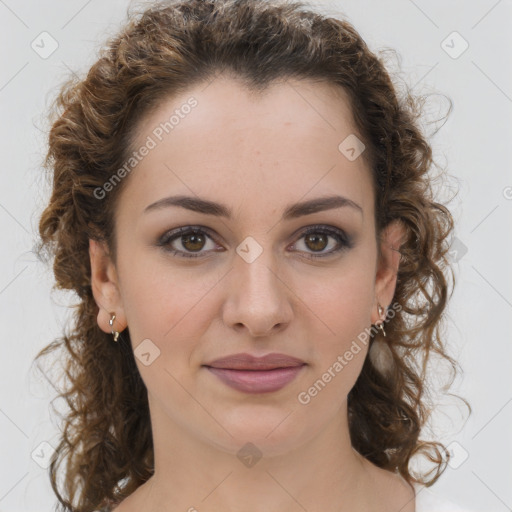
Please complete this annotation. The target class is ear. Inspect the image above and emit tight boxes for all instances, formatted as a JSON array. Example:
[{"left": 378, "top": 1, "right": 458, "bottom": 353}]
[
  {"left": 89, "top": 239, "right": 127, "bottom": 335},
  {"left": 372, "top": 219, "right": 407, "bottom": 323}
]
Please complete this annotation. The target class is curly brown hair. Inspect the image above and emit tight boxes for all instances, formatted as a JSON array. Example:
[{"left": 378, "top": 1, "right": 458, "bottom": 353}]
[{"left": 33, "top": 0, "right": 468, "bottom": 510}]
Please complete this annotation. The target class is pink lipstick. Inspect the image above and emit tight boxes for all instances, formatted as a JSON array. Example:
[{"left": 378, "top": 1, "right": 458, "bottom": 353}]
[{"left": 203, "top": 353, "right": 306, "bottom": 394}]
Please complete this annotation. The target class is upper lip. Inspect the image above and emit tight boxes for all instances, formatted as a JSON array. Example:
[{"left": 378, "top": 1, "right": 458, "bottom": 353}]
[{"left": 203, "top": 353, "right": 305, "bottom": 370}]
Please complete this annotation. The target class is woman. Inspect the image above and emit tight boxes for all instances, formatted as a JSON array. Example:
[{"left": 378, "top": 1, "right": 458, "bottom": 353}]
[{"left": 34, "top": 0, "right": 469, "bottom": 510}]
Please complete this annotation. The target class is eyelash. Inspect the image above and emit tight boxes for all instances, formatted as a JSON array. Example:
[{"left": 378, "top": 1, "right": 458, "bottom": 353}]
[{"left": 157, "top": 224, "right": 353, "bottom": 260}]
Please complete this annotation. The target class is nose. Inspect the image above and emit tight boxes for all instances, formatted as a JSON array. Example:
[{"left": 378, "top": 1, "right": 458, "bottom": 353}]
[{"left": 222, "top": 250, "right": 294, "bottom": 338}]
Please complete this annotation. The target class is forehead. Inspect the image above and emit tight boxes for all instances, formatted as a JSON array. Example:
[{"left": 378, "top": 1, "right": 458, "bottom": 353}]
[{"left": 122, "top": 75, "right": 373, "bottom": 221}]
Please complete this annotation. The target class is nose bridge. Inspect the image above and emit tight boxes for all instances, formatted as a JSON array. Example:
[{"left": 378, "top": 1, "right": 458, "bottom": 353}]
[
  {"left": 224, "top": 238, "right": 293, "bottom": 335},
  {"left": 234, "top": 240, "right": 283, "bottom": 301}
]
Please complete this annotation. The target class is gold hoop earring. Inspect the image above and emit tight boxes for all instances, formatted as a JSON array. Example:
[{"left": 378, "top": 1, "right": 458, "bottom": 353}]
[
  {"left": 376, "top": 303, "right": 386, "bottom": 337},
  {"left": 109, "top": 312, "right": 120, "bottom": 342}
]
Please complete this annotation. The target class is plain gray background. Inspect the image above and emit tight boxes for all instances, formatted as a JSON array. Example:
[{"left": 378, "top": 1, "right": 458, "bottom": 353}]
[{"left": 0, "top": 0, "right": 511, "bottom": 510}]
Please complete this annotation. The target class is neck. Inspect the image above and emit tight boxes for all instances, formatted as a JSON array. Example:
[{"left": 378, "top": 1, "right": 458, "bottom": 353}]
[{"left": 138, "top": 396, "right": 377, "bottom": 512}]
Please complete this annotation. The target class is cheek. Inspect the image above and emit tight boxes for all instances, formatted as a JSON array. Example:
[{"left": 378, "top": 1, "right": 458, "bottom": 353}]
[
  {"left": 299, "top": 252, "right": 376, "bottom": 387},
  {"left": 306, "top": 252, "right": 375, "bottom": 335},
  {"left": 117, "top": 249, "right": 219, "bottom": 356}
]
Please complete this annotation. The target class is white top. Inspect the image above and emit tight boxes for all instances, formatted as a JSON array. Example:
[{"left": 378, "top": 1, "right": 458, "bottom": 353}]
[{"left": 415, "top": 484, "right": 472, "bottom": 511}]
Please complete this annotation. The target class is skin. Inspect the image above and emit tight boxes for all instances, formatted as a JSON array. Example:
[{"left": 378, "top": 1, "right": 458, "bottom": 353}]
[{"left": 89, "top": 75, "right": 415, "bottom": 512}]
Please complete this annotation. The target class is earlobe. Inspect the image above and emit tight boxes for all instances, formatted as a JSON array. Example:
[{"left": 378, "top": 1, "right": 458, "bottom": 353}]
[
  {"left": 89, "top": 239, "right": 127, "bottom": 335},
  {"left": 373, "top": 220, "right": 407, "bottom": 322}
]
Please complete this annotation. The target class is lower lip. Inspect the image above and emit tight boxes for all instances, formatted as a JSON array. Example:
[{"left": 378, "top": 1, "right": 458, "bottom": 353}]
[{"left": 205, "top": 365, "right": 305, "bottom": 394}]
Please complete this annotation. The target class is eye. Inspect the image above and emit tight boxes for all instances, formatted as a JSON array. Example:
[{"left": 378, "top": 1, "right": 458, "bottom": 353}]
[
  {"left": 290, "top": 225, "right": 353, "bottom": 259},
  {"left": 157, "top": 226, "right": 221, "bottom": 259},
  {"left": 157, "top": 224, "right": 353, "bottom": 260}
]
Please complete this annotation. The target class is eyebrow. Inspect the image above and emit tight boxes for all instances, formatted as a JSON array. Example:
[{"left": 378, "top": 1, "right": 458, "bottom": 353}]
[{"left": 144, "top": 194, "right": 363, "bottom": 219}]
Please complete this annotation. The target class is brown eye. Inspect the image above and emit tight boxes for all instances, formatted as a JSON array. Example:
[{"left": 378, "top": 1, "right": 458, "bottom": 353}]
[
  {"left": 158, "top": 226, "right": 220, "bottom": 259},
  {"left": 292, "top": 225, "right": 353, "bottom": 259},
  {"left": 158, "top": 224, "right": 353, "bottom": 260},
  {"left": 181, "top": 232, "right": 207, "bottom": 252},
  {"left": 304, "top": 233, "right": 329, "bottom": 252}
]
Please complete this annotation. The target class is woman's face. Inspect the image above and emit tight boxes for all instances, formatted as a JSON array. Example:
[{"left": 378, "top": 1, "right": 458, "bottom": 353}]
[{"left": 90, "top": 75, "right": 403, "bottom": 457}]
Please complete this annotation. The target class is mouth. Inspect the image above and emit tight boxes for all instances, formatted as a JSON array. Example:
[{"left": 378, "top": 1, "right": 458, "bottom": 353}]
[{"left": 202, "top": 353, "right": 306, "bottom": 393}]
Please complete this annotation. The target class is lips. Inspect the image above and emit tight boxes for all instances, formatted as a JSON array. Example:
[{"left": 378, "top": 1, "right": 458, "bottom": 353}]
[
  {"left": 203, "top": 353, "right": 306, "bottom": 393},
  {"left": 203, "top": 352, "right": 305, "bottom": 370}
]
